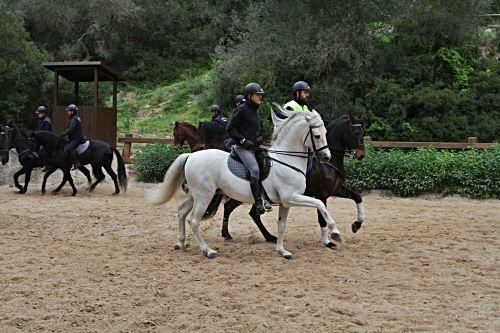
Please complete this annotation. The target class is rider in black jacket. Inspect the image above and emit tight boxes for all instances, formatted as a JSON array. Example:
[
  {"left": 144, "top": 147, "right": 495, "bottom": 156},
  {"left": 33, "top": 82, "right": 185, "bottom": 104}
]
[
  {"left": 60, "top": 104, "right": 86, "bottom": 170},
  {"left": 227, "top": 82, "right": 266, "bottom": 215}
]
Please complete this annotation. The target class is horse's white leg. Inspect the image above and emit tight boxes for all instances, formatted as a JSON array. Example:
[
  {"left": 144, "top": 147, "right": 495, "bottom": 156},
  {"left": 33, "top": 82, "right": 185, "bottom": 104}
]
[
  {"left": 276, "top": 205, "right": 293, "bottom": 259},
  {"left": 288, "top": 193, "right": 342, "bottom": 242},
  {"left": 356, "top": 202, "right": 365, "bottom": 223},
  {"left": 188, "top": 196, "right": 218, "bottom": 259},
  {"left": 175, "top": 196, "right": 193, "bottom": 250}
]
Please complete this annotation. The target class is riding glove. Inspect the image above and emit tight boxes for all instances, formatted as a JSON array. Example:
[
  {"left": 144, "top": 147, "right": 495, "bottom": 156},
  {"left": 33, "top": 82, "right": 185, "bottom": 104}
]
[{"left": 242, "top": 139, "right": 255, "bottom": 150}]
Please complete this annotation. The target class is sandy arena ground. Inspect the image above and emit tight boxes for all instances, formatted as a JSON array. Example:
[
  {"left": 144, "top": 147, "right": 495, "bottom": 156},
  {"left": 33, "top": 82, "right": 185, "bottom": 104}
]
[{"left": 0, "top": 169, "right": 499, "bottom": 332}]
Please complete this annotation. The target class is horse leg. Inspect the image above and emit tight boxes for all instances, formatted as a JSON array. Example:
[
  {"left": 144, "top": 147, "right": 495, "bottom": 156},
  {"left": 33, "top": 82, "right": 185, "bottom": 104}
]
[
  {"left": 13, "top": 167, "right": 26, "bottom": 192},
  {"left": 89, "top": 166, "right": 105, "bottom": 192},
  {"left": 21, "top": 168, "right": 33, "bottom": 194},
  {"left": 276, "top": 205, "right": 292, "bottom": 259},
  {"left": 176, "top": 196, "right": 194, "bottom": 250},
  {"left": 188, "top": 195, "right": 217, "bottom": 258},
  {"left": 316, "top": 197, "right": 337, "bottom": 249},
  {"left": 335, "top": 185, "right": 365, "bottom": 233},
  {"left": 249, "top": 205, "right": 277, "bottom": 243},
  {"left": 41, "top": 167, "right": 57, "bottom": 194},
  {"left": 64, "top": 170, "right": 77, "bottom": 196},
  {"left": 222, "top": 199, "right": 241, "bottom": 241},
  {"left": 103, "top": 164, "right": 119, "bottom": 195},
  {"left": 287, "top": 193, "right": 341, "bottom": 242},
  {"left": 77, "top": 166, "right": 92, "bottom": 189},
  {"left": 53, "top": 173, "right": 68, "bottom": 193}
]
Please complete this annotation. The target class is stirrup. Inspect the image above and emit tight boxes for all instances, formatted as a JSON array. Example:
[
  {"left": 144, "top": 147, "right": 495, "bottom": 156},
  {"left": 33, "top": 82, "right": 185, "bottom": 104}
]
[{"left": 264, "top": 200, "right": 273, "bottom": 212}]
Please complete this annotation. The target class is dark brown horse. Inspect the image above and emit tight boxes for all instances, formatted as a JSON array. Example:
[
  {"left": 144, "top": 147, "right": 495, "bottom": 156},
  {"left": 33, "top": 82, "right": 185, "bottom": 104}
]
[
  {"left": 221, "top": 115, "right": 366, "bottom": 248},
  {"left": 173, "top": 121, "right": 204, "bottom": 152},
  {"left": 0, "top": 125, "right": 13, "bottom": 165},
  {"left": 173, "top": 120, "right": 228, "bottom": 152}
]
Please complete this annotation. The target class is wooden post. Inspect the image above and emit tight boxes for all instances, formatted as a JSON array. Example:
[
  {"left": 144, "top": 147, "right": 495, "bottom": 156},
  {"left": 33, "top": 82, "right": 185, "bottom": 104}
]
[
  {"left": 93, "top": 67, "right": 99, "bottom": 140},
  {"left": 123, "top": 133, "right": 133, "bottom": 163},
  {"left": 467, "top": 137, "right": 478, "bottom": 144},
  {"left": 53, "top": 69, "right": 59, "bottom": 107},
  {"left": 74, "top": 81, "right": 79, "bottom": 105},
  {"left": 112, "top": 80, "right": 117, "bottom": 109}
]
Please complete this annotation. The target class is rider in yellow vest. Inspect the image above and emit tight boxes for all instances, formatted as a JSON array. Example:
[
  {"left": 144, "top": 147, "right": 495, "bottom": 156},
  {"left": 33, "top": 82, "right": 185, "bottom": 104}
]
[
  {"left": 285, "top": 81, "right": 314, "bottom": 173},
  {"left": 284, "top": 81, "right": 311, "bottom": 112}
]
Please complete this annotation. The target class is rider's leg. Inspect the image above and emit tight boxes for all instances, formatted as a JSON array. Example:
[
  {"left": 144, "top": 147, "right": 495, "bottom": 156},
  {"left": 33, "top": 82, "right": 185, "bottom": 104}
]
[
  {"left": 65, "top": 140, "right": 80, "bottom": 170},
  {"left": 234, "top": 146, "right": 265, "bottom": 215}
]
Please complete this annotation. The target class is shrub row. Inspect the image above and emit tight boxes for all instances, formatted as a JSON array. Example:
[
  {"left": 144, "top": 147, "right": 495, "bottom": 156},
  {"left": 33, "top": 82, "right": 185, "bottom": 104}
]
[
  {"left": 134, "top": 143, "right": 499, "bottom": 199},
  {"left": 344, "top": 146, "right": 500, "bottom": 199}
]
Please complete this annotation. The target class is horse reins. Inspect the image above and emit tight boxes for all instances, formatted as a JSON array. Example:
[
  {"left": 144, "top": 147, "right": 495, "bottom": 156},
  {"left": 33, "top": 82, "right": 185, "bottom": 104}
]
[{"left": 263, "top": 124, "right": 329, "bottom": 177}]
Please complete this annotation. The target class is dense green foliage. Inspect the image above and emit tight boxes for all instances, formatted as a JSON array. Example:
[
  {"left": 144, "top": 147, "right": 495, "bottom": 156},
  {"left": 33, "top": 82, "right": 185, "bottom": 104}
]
[
  {"left": 133, "top": 143, "right": 188, "bottom": 182},
  {"left": 0, "top": 4, "right": 49, "bottom": 127},
  {"left": 1, "top": 0, "right": 499, "bottom": 143},
  {"left": 345, "top": 146, "right": 500, "bottom": 199}
]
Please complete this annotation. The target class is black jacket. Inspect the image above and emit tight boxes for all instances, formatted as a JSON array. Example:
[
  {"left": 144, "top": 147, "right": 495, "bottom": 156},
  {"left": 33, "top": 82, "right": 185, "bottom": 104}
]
[
  {"left": 61, "top": 114, "right": 84, "bottom": 141},
  {"left": 227, "top": 100, "right": 263, "bottom": 144},
  {"left": 39, "top": 116, "right": 52, "bottom": 131}
]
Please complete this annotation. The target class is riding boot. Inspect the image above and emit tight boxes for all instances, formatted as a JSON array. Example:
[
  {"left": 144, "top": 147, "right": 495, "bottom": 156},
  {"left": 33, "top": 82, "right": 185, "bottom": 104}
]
[
  {"left": 250, "top": 177, "right": 265, "bottom": 215},
  {"left": 71, "top": 151, "right": 81, "bottom": 171}
]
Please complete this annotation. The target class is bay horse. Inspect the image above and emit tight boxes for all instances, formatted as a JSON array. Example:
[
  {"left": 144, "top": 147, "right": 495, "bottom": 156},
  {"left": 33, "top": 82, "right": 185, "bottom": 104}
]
[
  {"left": 173, "top": 121, "right": 204, "bottom": 152},
  {"left": 33, "top": 130, "right": 127, "bottom": 196},
  {"left": 198, "top": 121, "right": 228, "bottom": 150},
  {"left": 9, "top": 126, "right": 92, "bottom": 194},
  {"left": 147, "top": 109, "right": 335, "bottom": 259},
  {"left": 221, "top": 113, "right": 366, "bottom": 249},
  {"left": 0, "top": 125, "right": 13, "bottom": 165}
]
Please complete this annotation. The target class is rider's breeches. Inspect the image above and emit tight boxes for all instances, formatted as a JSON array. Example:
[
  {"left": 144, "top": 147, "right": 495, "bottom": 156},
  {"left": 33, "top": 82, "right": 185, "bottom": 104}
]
[
  {"left": 234, "top": 145, "right": 260, "bottom": 179},
  {"left": 65, "top": 139, "right": 81, "bottom": 156}
]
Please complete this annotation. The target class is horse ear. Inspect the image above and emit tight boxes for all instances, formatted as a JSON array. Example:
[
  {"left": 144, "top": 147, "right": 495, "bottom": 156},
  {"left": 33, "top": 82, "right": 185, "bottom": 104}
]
[
  {"left": 174, "top": 121, "right": 179, "bottom": 127},
  {"left": 305, "top": 114, "right": 312, "bottom": 122}
]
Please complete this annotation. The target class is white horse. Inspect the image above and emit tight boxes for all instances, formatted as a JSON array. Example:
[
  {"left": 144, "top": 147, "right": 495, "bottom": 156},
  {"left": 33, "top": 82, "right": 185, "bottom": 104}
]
[{"left": 146, "top": 108, "right": 342, "bottom": 259}]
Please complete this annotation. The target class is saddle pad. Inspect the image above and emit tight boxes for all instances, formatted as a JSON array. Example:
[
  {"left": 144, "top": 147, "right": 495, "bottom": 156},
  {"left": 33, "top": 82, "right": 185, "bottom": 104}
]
[
  {"left": 76, "top": 141, "right": 90, "bottom": 155},
  {"left": 227, "top": 156, "right": 248, "bottom": 180}
]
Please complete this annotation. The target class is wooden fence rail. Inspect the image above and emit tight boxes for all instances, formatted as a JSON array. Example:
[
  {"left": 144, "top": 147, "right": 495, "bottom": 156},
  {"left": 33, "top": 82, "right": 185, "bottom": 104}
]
[{"left": 118, "top": 134, "right": 497, "bottom": 164}]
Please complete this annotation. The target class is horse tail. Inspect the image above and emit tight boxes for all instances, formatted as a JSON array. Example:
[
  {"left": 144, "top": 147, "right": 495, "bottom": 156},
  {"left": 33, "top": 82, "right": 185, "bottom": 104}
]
[
  {"left": 201, "top": 193, "right": 225, "bottom": 220},
  {"left": 145, "top": 153, "right": 190, "bottom": 205},
  {"left": 112, "top": 147, "right": 128, "bottom": 192}
]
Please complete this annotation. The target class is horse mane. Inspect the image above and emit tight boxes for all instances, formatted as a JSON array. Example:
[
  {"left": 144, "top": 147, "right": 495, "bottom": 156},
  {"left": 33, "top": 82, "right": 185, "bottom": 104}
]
[
  {"left": 34, "top": 130, "right": 66, "bottom": 151},
  {"left": 271, "top": 109, "right": 322, "bottom": 142},
  {"left": 176, "top": 122, "right": 198, "bottom": 132}
]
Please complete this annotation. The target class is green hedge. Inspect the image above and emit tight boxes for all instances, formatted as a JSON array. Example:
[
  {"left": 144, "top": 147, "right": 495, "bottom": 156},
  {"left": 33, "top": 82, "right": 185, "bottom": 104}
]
[
  {"left": 132, "top": 144, "right": 188, "bottom": 183},
  {"left": 345, "top": 146, "right": 500, "bottom": 199},
  {"left": 134, "top": 143, "right": 500, "bottom": 199}
]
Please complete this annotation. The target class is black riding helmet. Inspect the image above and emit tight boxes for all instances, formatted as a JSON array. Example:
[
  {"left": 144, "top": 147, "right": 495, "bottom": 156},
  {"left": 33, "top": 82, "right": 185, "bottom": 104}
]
[
  {"left": 235, "top": 95, "right": 245, "bottom": 104},
  {"left": 35, "top": 105, "right": 48, "bottom": 114},
  {"left": 244, "top": 82, "right": 264, "bottom": 96},
  {"left": 66, "top": 104, "right": 78, "bottom": 113},
  {"left": 292, "top": 81, "right": 311, "bottom": 95},
  {"left": 210, "top": 104, "right": 221, "bottom": 112}
]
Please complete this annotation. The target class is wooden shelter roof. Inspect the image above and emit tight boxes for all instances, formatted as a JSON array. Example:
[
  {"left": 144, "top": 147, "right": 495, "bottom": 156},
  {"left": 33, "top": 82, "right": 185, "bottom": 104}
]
[{"left": 43, "top": 61, "right": 125, "bottom": 82}]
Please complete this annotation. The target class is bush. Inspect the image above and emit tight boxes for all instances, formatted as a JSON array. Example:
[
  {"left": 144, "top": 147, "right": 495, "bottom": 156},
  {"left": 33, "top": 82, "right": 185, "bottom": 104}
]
[
  {"left": 133, "top": 144, "right": 189, "bottom": 183},
  {"left": 345, "top": 146, "right": 500, "bottom": 199}
]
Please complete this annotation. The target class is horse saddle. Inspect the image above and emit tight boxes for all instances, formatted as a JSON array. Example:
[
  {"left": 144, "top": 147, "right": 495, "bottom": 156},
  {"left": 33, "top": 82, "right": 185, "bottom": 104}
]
[
  {"left": 76, "top": 140, "right": 90, "bottom": 155},
  {"left": 227, "top": 147, "right": 271, "bottom": 181}
]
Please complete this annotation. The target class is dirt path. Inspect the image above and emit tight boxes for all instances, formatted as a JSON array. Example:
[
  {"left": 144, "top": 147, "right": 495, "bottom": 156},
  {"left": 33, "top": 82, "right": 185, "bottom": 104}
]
[{"left": 0, "top": 178, "right": 498, "bottom": 332}]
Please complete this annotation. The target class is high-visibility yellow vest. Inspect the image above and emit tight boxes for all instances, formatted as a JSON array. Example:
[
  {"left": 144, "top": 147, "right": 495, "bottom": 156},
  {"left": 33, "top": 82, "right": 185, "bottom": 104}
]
[{"left": 284, "top": 100, "right": 309, "bottom": 111}]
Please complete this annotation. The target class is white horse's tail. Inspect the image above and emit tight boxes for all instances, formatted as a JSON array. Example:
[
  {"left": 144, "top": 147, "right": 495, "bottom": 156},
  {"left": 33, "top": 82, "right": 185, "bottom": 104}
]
[{"left": 145, "top": 153, "right": 190, "bottom": 205}]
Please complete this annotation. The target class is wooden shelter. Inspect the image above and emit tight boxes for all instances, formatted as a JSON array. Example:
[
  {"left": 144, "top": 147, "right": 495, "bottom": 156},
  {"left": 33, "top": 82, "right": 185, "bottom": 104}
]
[{"left": 43, "top": 61, "right": 125, "bottom": 146}]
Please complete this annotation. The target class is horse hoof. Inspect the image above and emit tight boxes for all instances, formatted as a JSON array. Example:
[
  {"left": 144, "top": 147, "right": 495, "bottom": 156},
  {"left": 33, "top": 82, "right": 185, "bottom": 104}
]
[
  {"left": 265, "top": 235, "right": 278, "bottom": 243},
  {"left": 206, "top": 250, "right": 218, "bottom": 259},
  {"left": 223, "top": 236, "right": 233, "bottom": 242},
  {"left": 174, "top": 244, "right": 183, "bottom": 250},
  {"left": 352, "top": 221, "right": 363, "bottom": 233},
  {"left": 283, "top": 254, "right": 293, "bottom": 260},
  {"left": 331, "top": 233, "right": 342, "bottom": 242},
  {"left": 326, "top": 242, "right": 337, "bottom": 250}
]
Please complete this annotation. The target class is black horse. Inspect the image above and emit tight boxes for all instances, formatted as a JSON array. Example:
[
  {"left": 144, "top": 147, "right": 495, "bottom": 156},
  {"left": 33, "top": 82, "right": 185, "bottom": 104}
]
[
  {"left": 0, "top": 125, "right": 13, "bottom": 165},
  {"left": 33, "top": 130, "right": 127, "bottom": 196},
  {"left": 9, "top": 126, "right": 92, "bottom": 194},
  {"left": 198, "top": 121, "right": 228, "bottom": 150},
  {"left": 220, "top": 115, "right": 366, "bottom": 246}
]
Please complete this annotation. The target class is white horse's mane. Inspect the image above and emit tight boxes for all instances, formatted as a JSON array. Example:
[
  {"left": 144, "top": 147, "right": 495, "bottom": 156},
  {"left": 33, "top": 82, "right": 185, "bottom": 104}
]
[{"left": 271, "top": 103, "right": 322, "bottom": 141}]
